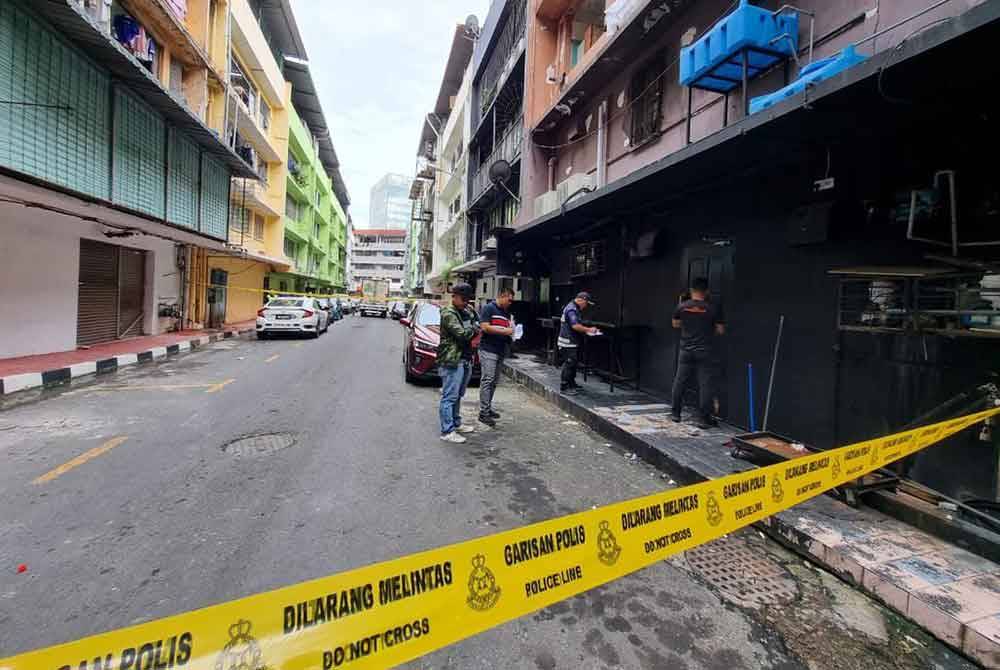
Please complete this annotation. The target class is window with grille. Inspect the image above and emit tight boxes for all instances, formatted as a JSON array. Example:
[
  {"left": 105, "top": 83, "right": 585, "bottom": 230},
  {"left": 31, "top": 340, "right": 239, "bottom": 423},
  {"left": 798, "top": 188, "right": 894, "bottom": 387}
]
[
  {"left": 283, "top": 236, "right": 297, "bottom": 259},
  {"left": 230, "top": 205, "right": 250, "bottom": 235},
  {"left": 253, "top": 214, "right": 265, "bottom": 240},
  {"left": 285, "top": 196, "right": 301, "bottom": 220},
  {"left": 572, "top": 241, "right": 606, "bottom": 277},
  {"left": 629, "top": 52, "right": 665, "bottom": 147}
]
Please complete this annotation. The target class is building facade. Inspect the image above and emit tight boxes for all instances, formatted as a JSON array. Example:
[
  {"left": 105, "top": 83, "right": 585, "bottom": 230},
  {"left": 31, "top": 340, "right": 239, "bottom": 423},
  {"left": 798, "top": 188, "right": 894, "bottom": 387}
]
[
  {"left": 412, "top": 25, "right": 475, "bottom": 296},
  {"left": 503, "top": 0, "right": 1000, "bottom": 503},
  {"left": 351, "top": 228, "right": 407, "bottom": 296},
  {"left": 368, "top": 173, "right": 411, "bottom": 231},
  {"left": 267, "top": 103, "right": 348, "bottom": 296},
  {"left": 0, "top": 0, "right": 249, "bottom": 356},
  {"left": 454, "top": 0, "right": 528, "bottom": 297}
]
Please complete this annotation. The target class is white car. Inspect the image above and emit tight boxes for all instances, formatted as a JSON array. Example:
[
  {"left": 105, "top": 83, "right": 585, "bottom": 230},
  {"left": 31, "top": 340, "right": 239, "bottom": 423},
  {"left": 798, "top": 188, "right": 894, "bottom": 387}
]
[{"left": 256, "top": 297, "right": 329, "bottom": 339}]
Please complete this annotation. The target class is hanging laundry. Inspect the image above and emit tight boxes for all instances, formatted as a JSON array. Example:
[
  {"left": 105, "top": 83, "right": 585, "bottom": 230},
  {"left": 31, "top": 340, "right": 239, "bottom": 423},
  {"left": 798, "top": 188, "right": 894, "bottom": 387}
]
[{"left": 112, "top": 14, "right": 140, "bottom": 48}]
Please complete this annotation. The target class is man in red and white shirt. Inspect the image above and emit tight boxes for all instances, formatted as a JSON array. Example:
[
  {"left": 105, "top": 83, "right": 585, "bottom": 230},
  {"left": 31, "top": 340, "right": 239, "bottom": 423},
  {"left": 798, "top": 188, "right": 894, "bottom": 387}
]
[{"left": 477, "top": 287, "right": 516, "bottom": 428}]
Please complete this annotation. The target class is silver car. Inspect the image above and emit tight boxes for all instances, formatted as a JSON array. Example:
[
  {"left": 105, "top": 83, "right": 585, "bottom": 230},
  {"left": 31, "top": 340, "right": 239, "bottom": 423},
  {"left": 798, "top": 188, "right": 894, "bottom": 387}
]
[{"left": 256, "top": 297, "right": 329, "bottom": 339}]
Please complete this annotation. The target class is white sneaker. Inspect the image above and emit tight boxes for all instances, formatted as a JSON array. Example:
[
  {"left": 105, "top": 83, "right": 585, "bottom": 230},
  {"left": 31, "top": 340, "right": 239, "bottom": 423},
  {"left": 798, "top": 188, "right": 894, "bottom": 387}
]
[
  {"left": 456, "top": 424, "right": 476, "bottom": 434},
  {"left": 441, "top": 432, "right": 467, "bottom": 444}
]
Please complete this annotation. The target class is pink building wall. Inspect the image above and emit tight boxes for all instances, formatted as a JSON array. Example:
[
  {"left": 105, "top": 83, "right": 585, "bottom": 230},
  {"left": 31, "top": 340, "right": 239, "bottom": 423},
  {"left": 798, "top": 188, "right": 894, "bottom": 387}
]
[{"left": 519, "top": 0, "right": 985, "bottom": 226}]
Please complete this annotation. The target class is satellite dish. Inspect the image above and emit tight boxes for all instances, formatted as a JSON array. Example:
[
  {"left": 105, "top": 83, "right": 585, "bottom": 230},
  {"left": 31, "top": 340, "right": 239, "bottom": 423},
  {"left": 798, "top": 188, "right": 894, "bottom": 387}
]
[
  {"left": 465, "top": 14, "right": 480, "bottom": 36},
  {"left": 489, "top": 159, "right": 513, "bottom": 186}
]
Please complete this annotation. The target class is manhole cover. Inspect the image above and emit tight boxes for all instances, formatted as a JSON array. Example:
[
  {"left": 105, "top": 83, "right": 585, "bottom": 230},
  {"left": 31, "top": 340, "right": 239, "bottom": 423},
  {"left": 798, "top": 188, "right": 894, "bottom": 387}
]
[
  {"left": 222, "top": 433, "right": 296, "bottom": 458},
  {"left": 683, "top": 535, "right": 798, "bottom": 608}
]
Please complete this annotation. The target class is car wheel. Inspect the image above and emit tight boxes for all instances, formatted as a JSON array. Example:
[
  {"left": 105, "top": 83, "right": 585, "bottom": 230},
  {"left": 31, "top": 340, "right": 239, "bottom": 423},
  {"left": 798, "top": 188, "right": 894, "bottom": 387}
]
[{"left": 310, "top": 329, "right": 320, "bottom": 339}]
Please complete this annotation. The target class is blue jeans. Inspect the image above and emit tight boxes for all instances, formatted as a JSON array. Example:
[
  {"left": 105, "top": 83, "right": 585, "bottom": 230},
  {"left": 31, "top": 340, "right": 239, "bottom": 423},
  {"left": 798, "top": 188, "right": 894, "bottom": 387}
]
[{"left": 439, "top": 361, "right": 472, "bottom": 435}]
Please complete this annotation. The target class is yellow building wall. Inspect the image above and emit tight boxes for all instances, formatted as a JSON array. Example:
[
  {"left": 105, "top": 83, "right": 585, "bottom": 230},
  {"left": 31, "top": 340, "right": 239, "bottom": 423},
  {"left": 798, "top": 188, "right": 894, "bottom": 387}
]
[
  {"left": 209, "top": 256, "right": 269, "bottom": 324},
  {"left": 263, "top": 82, "right": 293, "bottom": 261}
]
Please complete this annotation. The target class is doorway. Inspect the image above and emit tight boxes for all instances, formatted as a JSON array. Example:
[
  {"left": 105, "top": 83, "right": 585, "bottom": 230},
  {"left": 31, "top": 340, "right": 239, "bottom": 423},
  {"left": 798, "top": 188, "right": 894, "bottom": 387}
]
[
  {"left": 77, "top": 239, "right": 147, "bottom": 347},
  {"left": 681, "top": 241, "right": 734, "bottom": 416},
  {"left": 207, "top": 268, "right": 228, "bottom": 329}
]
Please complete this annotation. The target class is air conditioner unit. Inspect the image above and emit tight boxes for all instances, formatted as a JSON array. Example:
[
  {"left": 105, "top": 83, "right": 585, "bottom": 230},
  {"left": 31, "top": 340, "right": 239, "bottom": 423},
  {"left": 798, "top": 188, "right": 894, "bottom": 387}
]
[
  {"left": 483, "top": 236, "right": 498, "bottom": 251},
  {"left": 534, "top": 191, "right": 558, "bottom": 218},
  {"left": 556, "top": 173, "right": 596, "bottom": 206}
]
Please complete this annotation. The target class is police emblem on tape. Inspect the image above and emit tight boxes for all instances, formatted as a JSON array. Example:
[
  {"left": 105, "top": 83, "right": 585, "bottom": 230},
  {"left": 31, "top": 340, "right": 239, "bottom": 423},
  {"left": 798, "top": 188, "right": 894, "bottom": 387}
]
[
  {"left": 771, "top": 475, "right": 784, "bottom": 504},
  {"left": 216, "top": 620, "right": 267, "bottom": 670},
  {"left": 832, "top": 455, "right": 842, "bottom": 480},
  {"left": 467, "top": 554, "right": 501, "bottom": 611},
  {"left": 705, "top": 491, "right": 723, "bottom": 527},
  {"left": 596, "top": 520, "right": 622, "bottom": 566}
]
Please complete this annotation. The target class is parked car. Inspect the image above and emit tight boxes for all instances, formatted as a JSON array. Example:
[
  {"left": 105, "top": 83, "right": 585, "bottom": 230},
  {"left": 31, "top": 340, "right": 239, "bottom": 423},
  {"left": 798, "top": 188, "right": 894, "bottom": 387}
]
[
  {"left": 257, "top": 296, "right": 329, "bottom": 339},
  {"left": 390, "top": 301, "right": 409, "bottom": 320},
  {"left": 340, "top": 299, "right": 353, "bottom": 315},
  {"left": 400, "top": 303, "right": 480, "bottom": 384},
  {"left": 317, "top": 298, "right": 336, "bottom": 323},
  {"left": 360, "top": 300, "right": 389, "bottom": 318}
]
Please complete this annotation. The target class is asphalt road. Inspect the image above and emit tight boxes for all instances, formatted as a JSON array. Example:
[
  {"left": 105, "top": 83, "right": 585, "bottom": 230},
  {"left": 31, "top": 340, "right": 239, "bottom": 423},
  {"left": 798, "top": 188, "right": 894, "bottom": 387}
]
[{"left": 0, "top": 316, "right": 977, "bottom": 669}]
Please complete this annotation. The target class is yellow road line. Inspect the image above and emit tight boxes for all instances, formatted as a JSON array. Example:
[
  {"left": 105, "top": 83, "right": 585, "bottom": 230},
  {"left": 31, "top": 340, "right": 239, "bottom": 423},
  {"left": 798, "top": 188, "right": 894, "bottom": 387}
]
[
  {"left": 265, "top": 354, "right": 280, "bottom": 363},
  {"left": 33, "top": 437, "right": 129, "bottom": 485},
  {"left": 294, "top": 343, "right": 303, "bottom": 348},
  {"left": 206, "top": 379, "right": 236, "bottom": 394},
  {"left": 97, "top": 384, "right": 212, "bottom": 391}
]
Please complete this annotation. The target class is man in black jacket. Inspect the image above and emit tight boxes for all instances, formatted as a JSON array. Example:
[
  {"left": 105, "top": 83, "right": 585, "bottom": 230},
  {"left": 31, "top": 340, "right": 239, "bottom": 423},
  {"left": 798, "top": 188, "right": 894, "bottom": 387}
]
[{"left": 670, "top": 278, "right": 725, "bottom": 429}]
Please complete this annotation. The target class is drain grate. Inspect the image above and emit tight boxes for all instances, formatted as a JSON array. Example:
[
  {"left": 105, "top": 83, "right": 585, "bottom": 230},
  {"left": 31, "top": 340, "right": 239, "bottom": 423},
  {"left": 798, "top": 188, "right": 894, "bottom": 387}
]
[
  {"left": 682, "top": 535, "right": 799, "bottom": 608},
  {"left": 222, "top": 433, "right": 296, "bottom": 458}
]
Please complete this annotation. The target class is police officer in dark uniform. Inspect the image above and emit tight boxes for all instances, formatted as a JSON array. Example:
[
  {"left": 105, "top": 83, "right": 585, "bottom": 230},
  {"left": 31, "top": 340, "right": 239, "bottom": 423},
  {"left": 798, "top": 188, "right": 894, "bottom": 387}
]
[{"left": 558, "top": 292, "right": 598, "bottom": 395}]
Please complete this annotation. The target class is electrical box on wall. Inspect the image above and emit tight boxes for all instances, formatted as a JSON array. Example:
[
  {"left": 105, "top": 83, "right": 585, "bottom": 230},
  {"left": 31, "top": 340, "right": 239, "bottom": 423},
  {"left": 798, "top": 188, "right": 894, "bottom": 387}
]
[{"left": 787, "top": 201, "right": 833, "bottom": 246}]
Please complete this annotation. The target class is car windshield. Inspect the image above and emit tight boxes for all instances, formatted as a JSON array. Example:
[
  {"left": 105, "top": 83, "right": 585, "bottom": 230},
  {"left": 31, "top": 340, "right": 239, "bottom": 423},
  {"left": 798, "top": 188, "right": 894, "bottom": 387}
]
[
  {"left": 268, "top": 299, "right": 303, "bottom": 308},
  {"left": 416, "top": 304, "right": 441, "bottom": 327}
]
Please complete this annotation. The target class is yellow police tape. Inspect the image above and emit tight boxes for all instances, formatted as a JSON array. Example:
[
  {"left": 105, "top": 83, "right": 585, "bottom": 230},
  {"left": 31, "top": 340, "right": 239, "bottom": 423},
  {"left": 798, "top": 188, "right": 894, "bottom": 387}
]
[
  {"left": 3, "top": 408, "right": 996, "bottom": 670},
  {"left": 193, "top": 282, "right": 408, "bottom": 303}
]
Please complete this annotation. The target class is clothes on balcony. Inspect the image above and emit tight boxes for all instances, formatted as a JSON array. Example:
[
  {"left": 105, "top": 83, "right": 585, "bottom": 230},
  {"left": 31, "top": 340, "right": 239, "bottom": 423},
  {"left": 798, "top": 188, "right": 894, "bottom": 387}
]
[
  {"left": 112, "top": 14, "right": 155, "bottom": 65},
  {"left": 164, "top": 0, "right": 187, "bottom": 21}
]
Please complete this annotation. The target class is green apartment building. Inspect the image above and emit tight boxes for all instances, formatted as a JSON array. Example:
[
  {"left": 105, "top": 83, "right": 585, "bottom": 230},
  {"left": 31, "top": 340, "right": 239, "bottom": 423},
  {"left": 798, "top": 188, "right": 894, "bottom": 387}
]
[{"left": 269, "top": 105, "right": 348, "bottom": 295}]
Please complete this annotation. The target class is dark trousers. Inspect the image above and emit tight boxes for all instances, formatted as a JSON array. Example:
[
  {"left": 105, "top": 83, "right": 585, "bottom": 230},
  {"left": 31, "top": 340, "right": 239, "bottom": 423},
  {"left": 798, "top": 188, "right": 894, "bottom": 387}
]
[
  {"left": 560, "top": 346, "right": 578, "bottom": 389},
  {"left": 671, "top": 350, "right": 715, "bottom": 421}
]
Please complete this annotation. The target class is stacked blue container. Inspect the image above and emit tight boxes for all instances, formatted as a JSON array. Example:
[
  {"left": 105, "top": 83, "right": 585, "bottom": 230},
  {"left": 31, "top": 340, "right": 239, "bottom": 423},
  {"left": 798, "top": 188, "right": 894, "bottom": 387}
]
[{"left": 679, "top": 0, "right": 799, "bottom": 93}]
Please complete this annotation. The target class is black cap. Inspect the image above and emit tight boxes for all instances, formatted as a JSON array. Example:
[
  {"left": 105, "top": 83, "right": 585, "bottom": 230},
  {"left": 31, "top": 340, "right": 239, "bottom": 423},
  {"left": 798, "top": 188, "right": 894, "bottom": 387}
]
[
  {"left": 451, "top": 282, "right": 475, "bottom": 300},
  {"left": 576, "top": 291, "right": 595, "bottom": 305}
]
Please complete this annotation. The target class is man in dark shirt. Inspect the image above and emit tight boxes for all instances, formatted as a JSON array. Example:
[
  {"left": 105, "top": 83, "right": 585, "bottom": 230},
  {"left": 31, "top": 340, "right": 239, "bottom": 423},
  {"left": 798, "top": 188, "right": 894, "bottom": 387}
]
[
  {"left": 670, "top": 278, "right": 725, "bottom": 429},
  {"left": 558, "top": 292, "right": 598, "bottom": 395},
  {"left": 477, "top": 287, "right": 515, "bottom": 428}
]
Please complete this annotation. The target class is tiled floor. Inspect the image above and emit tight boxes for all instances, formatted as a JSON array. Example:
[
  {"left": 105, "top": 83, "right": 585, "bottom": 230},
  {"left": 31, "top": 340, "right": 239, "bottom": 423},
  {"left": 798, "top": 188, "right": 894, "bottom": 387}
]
[{"left": 504, "top": 355, "right": 1000, "bottom": 667}]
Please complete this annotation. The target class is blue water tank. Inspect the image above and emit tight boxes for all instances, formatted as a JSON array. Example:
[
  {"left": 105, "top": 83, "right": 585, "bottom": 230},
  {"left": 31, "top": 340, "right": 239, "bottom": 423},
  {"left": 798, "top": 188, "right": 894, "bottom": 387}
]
[
  {"left": 749, "top": 45, "right": 868, "bottom": 114},
  {"left": 679, "top": 0, "right": 799, "bottom": 93}
]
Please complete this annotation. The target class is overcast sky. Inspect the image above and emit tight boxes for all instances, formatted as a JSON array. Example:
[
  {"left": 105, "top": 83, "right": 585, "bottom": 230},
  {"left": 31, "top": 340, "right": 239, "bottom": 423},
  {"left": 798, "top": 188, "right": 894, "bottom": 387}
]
[{"left": 290, "top": 0, "right": 490, "bottom": 229}]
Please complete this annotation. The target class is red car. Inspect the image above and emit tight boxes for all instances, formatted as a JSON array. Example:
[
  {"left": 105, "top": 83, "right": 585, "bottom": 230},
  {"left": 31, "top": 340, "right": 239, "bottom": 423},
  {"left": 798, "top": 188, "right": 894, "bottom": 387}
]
[{"left": 400, "top": 303, "right": 481, "bottom": 384}]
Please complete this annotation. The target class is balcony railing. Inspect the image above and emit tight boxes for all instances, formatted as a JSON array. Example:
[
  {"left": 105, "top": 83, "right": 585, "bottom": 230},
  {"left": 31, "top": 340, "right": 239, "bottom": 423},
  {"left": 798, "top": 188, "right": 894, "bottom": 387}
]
[
  {"left": 479, "top": 0, "right": 527, "bottom": 117},
  {"left": 471, "top": 117, "right": 524, "bottom": 204}
]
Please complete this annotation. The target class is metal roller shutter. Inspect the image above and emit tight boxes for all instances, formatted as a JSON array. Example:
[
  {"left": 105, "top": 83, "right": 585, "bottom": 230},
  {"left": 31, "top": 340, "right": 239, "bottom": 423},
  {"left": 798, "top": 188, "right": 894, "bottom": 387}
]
[
  {"left": 77, "top": 239, "right": 118, "bottom": 347},
  {"left": 199, "top": 154, "right": 230, "bottom": 239},
  {"left": 167, "top": 129, "right": 200, "bottom": 229},
  {"left": 118, "top": 248, "right": 145, "bottom": 338}
]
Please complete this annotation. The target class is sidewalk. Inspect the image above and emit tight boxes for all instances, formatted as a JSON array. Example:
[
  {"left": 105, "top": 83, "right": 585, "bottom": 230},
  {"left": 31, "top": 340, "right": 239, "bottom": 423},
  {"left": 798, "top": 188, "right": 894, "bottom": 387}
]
[
  {"left": 0, "top": 320, "right": 256, "bottom": 396},
  {"left": 503, "top": 356, "right": 1000, "bottom": 668}
]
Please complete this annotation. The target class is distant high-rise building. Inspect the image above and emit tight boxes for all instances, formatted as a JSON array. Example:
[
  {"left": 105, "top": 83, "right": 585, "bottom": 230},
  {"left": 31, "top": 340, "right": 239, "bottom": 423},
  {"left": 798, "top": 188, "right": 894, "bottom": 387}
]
[{"left": 368, "top": 173, "right": 411, "bottom": 230}]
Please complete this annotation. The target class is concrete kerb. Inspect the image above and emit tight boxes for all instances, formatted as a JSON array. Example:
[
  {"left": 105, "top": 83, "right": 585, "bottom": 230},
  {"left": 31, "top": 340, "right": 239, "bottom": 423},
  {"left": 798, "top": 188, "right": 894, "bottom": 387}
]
[
  {"left": 501, "top": 361, "right": 1000, "bottom": 667},
  {"left": 0, "top": 327, "right": 256, "bottom": 397}
]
